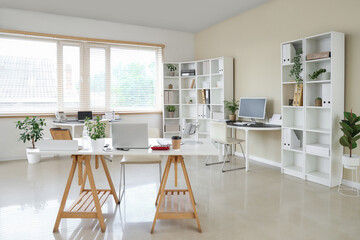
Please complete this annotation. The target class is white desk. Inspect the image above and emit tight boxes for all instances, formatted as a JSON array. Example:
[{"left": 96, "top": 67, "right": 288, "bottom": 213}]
[
  {"left": 53, "top": 120, "right": 120, "bottom": 137},
  {"left": 227, "top": 123, "right": 281, "bottom": 171},
  {"left": 28, "top": 138, "right": 218, "bottom": 233}
]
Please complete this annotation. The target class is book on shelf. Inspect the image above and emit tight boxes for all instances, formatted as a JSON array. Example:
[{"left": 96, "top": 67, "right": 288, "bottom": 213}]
[
  {"left": 201, "top": 89, "right": 206, "bottom": 104},
  {"left": 168, "top": 91, "right": 174, "bottom": 104},
  {"left": 190, "top": 79, "right": 196, "bottom": 88},
  {"left": 164, "top": 91, "right": 169, "bottom": 104},
  {"left": 205, "top": 89, "right": 210, "bottom": 104},
  {"left": 202, "top": 61, "right": 210, "bottom": 75}
]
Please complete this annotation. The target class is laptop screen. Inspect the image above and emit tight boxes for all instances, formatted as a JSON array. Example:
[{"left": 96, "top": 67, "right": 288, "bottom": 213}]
[{"left": 78, "top": 111, "right": 92, "bottom": 121}]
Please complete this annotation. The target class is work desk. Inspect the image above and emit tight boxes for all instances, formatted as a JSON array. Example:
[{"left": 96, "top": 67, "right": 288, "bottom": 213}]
[
  {"left": 28, "top": 138, "right": 218, "bottom": 233},
  {"left": 227, "top": 122, "right": 281, "bottom": 171}
]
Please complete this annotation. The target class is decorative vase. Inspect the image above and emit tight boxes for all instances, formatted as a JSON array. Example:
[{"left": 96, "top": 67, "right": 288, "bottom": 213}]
[
  {"left": 26, "top": 148, "right": 41, "bottom": 164},
  {"left": 91, "top": 138, "right": 106, "bottom": 152},
  {"left": 315, "top": 98, "right": 322, "bottom": 107},
  {"left": 229, "top": 115, "right": 235, "bottom": 121},
  {"left": 168, "top": 112, "right": 175, "bottom": 118},
  {"left": 169, "top": 71, "right": 175, "bottom": 76},
  {"left": 342, "top": 154, "right": 360, "bottom": 169}
]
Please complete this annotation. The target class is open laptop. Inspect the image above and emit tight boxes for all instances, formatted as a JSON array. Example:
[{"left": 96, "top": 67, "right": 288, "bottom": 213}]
[
  {"left": 112, "top": 123, "right": 150, "bottom": 149},
  {"left": 78, "top": 111, "right": 92, "bottom": 122}
]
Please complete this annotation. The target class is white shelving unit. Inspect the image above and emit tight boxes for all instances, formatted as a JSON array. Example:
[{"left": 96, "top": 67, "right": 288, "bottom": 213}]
[
  {"left": 162, "top": 57, "right": 233, "bottom": 139},
  {"left": 281, "top": 32, "right": 344, "bottom": 187}
]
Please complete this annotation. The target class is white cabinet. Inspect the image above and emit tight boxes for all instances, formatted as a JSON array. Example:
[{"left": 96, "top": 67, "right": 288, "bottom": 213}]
[
  {"left": 281, "top": 32, "right": 344, "bottom": 187},
  {"left": 162, "top": 57, "right": 233, "bottom": 139}
]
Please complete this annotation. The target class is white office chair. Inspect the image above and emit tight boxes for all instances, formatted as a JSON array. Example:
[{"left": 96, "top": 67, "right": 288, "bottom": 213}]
[
  {"left": 119, "top": 128, "right": 162, "bottom": 202},
  {"left": 206, "top": 121, "right": 246, "bottom": 172}
]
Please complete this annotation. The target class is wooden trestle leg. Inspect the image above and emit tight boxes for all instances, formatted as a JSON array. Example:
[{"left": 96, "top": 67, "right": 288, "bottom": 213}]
[
  {"left": 151, "top": 155, "right": 201, "bottom": 233},
  {"left": 53, "top": 155, "right": 119, "bottom": 233}
]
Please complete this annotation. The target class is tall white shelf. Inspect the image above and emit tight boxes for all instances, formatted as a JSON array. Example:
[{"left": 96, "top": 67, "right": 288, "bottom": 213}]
[
  {"left": 163, "top": 57, "right": 233, "bottom": 139},
  {"left": 281, "top": 32, "right": 344, "bottom": 187}
]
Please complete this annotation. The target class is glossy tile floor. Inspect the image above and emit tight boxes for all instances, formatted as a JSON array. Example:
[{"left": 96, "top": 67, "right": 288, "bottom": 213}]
[{"left": 0, "top": 155, "right": 360, "bottom": 240}]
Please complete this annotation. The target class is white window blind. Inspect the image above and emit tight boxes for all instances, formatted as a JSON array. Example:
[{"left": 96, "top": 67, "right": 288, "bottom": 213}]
[
  {"left": 0, "top": 33, "right": 163, "bottom": 115},
  {"left": 0, "top": 36, "right": 57, "bottom": 113}
]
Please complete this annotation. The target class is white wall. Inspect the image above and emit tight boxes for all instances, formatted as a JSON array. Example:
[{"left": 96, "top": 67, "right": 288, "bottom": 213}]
[{"left": 0, "top": 8, "right": 195, "bottom": 161}]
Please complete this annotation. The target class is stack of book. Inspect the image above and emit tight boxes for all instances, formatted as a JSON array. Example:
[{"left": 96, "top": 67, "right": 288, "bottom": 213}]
[
  {"left": 164, "top": 91, "right": 175, "bottom": 104},
  {"left": 200, "top": 89, "right": 210, "bottom": 104}
]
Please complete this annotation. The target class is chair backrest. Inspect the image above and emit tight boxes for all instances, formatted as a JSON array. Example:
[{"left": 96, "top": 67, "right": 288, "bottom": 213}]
[
  {"left": 50, "top": 128, "right": 72, "bottom": 140},
  {"left": 149, "top": 128, "right": 160, "bottom": 138},
  {"left": 210, "top": 121, "right": 228, "bottom": 144}
]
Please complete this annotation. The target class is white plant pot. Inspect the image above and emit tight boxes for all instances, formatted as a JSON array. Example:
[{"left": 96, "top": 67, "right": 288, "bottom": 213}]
[
  {"left": 342, "top": 154, "right": 360, "bottom": 169},
  {"left": 91, "top": 138, "right": 105, "bottom": 152},
  {"left": 26, "top": 148, "right": 41, "bottom": 164}
]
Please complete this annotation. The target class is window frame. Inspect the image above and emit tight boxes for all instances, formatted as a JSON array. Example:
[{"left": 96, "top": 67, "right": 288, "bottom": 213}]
[{"left": 0, "top": 29, "right": 164, "bottom": 116}]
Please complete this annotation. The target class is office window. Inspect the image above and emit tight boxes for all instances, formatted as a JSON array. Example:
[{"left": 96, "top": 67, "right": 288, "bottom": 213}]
[
  {"left": 0, "top": 33, "right": 163, "bottom": 115},
  {"left": 0, "top": 37, "right": 57, "bottom": 113}
]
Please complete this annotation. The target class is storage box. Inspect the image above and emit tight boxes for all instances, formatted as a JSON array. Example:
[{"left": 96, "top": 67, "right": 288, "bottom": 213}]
[
  {"left": 306, "top": 143, "right": 330, "bottom": 157},
  {"left": 165, "top": 125, "right": 180, "bottom": 132},
  {"left": 306, "top": 51, "right": 331, "bottom": 61}
]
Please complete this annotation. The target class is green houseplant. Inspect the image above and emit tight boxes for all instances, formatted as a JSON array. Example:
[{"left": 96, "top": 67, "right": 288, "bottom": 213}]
[
  {"left": 167, "top": 64, "right": 177, "bottom": 76},
  {"left": 339, "top": 111, "right": 360, "bottom": 167},
  {"left": 309, "top": 69, "right": 327, "bottom": 80},
  {"left": 166, "top": 105, "right": 176, "bottom": 118},
  {"left": 16, "top": 116, "right": 46, "bottom": 163},
  {"left": 85, "top": 116, "right": 106, "bottom": 151},
  {"left": 289, "top": 49, "right": 303, "bottom": 106},
  {"left": 224, "top": 99, "right": 239, "bottom": 121}
]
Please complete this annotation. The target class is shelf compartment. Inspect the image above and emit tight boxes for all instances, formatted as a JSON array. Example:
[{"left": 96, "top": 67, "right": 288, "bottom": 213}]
[
  {"left": 306, "top": 80, "right": 331, "bottom": 84},
  {"left": 306, "top": 108, "right": 330, "bottom": 132},
  {"left": 211, "top": 58, "right": 223, "bottom": 75},
  {"left": 305, "top": 154, "right": 330, "bottom": 185},
  {"left": 305, "top": 80, "right": 331, "bottom": 107},
  {"left": 282, "top": 107, "right": 304, "bottom": 129},
  {"left": 181, "top": 77, "right": 196, "bottom": 89},
  {"left": 282, "top": 84, "right": 303, "bottom": 107},
  {"left": 283, "top": 147, "right": 303, "bottom": 153},
  {"left": 197, "top": 60, "right": 210, "bottom": 76},
  {"left": 163, "top": 63, "right": 180, "bottom": 77},
  {"left": 282, "top": 151, "right": 304, "bottom": 178},
  {"left": 181, "top": 105, "right": 197, "bottom": 119}
]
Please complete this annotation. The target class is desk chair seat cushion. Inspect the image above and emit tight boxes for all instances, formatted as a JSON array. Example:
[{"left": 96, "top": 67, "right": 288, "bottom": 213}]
[{"left": 121, "top": 155, "right": 162, "bottom": 164}]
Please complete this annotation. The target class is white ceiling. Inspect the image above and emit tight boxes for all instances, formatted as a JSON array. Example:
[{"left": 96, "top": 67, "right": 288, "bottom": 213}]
[{"left": 0, "top": 0, "right": 270, "bottom": 32}]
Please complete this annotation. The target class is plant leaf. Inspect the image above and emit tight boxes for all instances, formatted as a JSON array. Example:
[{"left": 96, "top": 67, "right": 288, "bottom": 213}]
[
  {"left": 340, "top": 136, "right": 351, "bottom": 147},
  {"left": 340, "top": 122, "right": 353, "bottom": 134}
]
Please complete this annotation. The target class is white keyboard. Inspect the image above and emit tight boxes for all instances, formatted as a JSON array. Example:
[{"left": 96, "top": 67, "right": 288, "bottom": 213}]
[{"left": 233, "top": 122, "right": 250, "bottom": 126}]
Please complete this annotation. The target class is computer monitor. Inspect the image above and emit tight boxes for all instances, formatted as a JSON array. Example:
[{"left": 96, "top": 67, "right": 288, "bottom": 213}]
[
  {"left": 78, "top": 111, "right": 92, "bottom": 121},
  {"left": 238, "top": 98, "right": 267, "bottom": 123}
]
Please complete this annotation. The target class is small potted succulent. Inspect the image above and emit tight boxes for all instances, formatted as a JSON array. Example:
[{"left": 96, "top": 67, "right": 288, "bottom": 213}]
[
  {"left": 315, "top": 97, "right": 322, "bottom": 107},
  {"left": 339, "top": 111, "right": 360, "bottom": 168},
  {"left": 85, "top": 116, "right": 106, "bottom": 151},
  {"left": 224, "top": 99, "right": 239, "bottom": 121},
  {"left": 16, "top": 116, "right": 46, "bottom": 163},
  {"left": 166, "top": 105, "right": 176, "bottom": 118},
  {"left": 167, "top": 64, "right": 177, "bottom": 76}
]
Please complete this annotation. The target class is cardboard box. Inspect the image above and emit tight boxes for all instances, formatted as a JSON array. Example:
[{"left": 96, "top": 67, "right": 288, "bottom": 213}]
[{"left": 306, "top": 51, "right": 331, "bottom": 61}]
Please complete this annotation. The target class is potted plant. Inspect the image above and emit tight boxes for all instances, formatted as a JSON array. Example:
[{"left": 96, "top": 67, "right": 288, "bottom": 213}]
[
  {"left": 167, "top": 64, "right": 177, "bottom": 76},
  {"left": 309, "top": 69, "right": 327, "bottom": 81},
  {"left": 224, "top": 99, "right": 239, "bottom": 121},
  {"left": 289, "top": 49, "right": 303, "bottom": 106},
  {"left": 85, "top": 116, "right": 106, "bottom": 151},
  {"left": 16, "top": 116, "right": 46, "bottom": 163},
  {"left": 166, "top": 105, "right": 176, "bottom": 118},
  {"left": 315, "top": 97, "right": 322, "bottom": 107},
  {"left": 339, "top": 111, "right": 360, "bottom": 168}
]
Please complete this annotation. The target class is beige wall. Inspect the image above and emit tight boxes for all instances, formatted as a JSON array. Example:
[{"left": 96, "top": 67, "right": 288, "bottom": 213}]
[{"left": 195, "top": 0, "right": 360, "bottom": 167}]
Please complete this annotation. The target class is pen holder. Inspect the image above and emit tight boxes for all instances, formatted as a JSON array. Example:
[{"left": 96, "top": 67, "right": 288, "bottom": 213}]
[{"left": 171, "top": 136, "right": 181, "bottom": 150}]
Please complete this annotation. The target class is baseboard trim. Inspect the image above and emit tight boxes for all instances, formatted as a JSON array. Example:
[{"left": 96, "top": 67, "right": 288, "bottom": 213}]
[
  {"left": 234, "top": 151, "right": 281, "bottom": 168},
  {"left": 0, "top": 155, "right": 26, "bottom": 162}
]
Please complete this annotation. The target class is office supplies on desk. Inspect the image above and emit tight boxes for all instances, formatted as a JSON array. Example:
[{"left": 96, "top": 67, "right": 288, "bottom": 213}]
[
  {"left": 269, "top": 114, "right": 282, "bottom": 125},
  {"left": 112, "top": 123, "right": 150, "bottom": 149},
  {"left": 55, "top": 111, "right": 67, "bottom": 122},
  {"left": 151, "top": 145, "right": 170, "bottom": 150}
]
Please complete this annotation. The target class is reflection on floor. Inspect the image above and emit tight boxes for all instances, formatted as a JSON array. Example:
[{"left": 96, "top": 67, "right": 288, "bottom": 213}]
[{"left": 0, "top": 155, "right": 360, "bottom": 240}]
